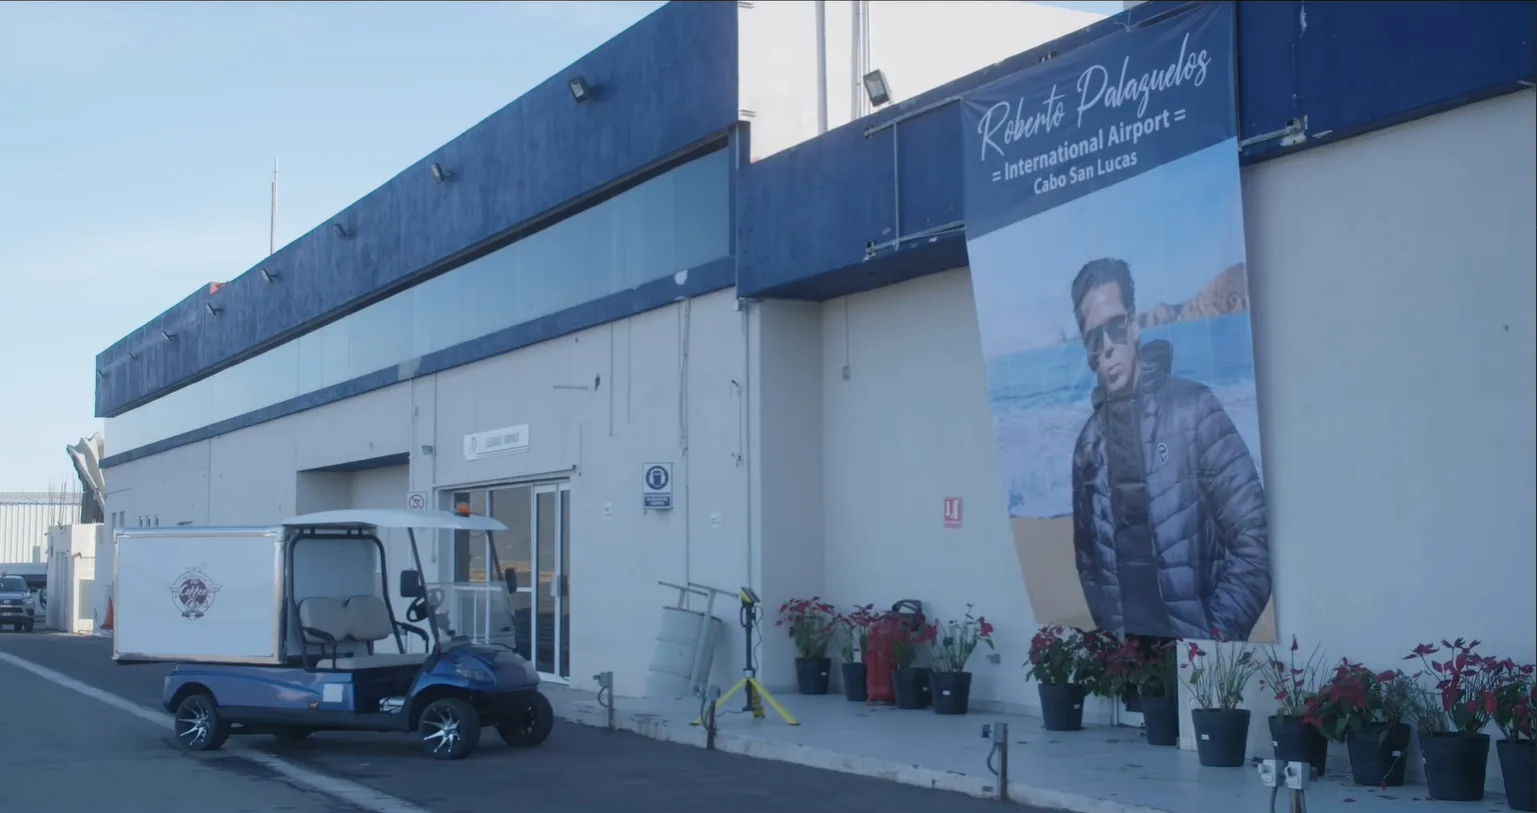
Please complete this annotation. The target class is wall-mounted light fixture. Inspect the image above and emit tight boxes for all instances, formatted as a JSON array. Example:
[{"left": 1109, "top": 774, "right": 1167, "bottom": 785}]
[
  {"left": 160, "top": 329, "right": 177, "bottom": 343},
  {"left": 429, "top": 162, "right": 451, "bottom": 183},
  {"left": 96, "top": 369, "right": 106, "bottom": 379},
  {"left": 205, "top": 302, "right": 222, "bottom": 316},
  {"left": 331, "top": 222, "right": 349, "bottom": 239},
  {"left": 862, "top": 69, "right": 892, "bottom": 108},
  {"left": 568, "top": 76, "right": 592, "bottom": 103},
  {"left": 259, "top": 266, "right": 278, "bottom": 283}
]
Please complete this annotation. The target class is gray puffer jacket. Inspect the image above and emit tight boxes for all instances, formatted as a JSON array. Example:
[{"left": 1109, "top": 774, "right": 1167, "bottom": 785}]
[{"left": 1071, "top": 339, "right": 1271, "bottom": 641}]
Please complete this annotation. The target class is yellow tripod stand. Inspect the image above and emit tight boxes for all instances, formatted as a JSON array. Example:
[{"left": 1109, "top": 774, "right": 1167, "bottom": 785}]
[{"left": 691, "top": 587, "right": 799, "bottom": 727}]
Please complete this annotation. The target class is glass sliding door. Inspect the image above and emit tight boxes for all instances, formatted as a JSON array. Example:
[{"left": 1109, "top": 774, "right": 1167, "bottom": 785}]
[
  {"left": 489, "top": 485, "right": 534, "bottom": 661},
  {"left": 449, "top": 480, "right": 570, "bottom": 681}
]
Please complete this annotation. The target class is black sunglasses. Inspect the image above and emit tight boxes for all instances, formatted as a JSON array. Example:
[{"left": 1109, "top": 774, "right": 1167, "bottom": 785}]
[{"left": 1082, "top": 313, "right": 1131, "bottom": 355}]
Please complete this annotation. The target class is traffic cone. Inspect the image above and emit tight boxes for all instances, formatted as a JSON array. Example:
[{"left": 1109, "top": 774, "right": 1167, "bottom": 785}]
[{"left": 101, "top": 597, "right": 114, "bottom": 631}]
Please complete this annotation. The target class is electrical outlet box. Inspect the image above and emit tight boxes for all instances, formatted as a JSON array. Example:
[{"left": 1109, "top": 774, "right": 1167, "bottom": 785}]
[
  {"left": 1257, "top": 760, "right": 1278, "bottom": 788},
  {"left": 1284, "top": 761, "right": 1309, "bottom": 790},
  {"left": 987, "top": 652, "right": 1002, "bottom": 664}
]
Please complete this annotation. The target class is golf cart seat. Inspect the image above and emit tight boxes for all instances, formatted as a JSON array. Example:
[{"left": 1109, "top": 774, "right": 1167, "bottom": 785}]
[{"left": 299, "top": 595, "right": 427, "bottom": 670}]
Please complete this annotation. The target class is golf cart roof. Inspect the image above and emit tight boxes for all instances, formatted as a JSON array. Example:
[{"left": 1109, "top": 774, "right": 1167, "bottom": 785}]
[{"left": 282, "top": 509, "right": 507, "bottom": 533}]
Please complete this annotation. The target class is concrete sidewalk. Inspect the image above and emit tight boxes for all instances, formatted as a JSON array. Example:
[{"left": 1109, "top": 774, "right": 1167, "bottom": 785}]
[{"left": 540, "top": 682, "right": 1513, "bottom": 813}]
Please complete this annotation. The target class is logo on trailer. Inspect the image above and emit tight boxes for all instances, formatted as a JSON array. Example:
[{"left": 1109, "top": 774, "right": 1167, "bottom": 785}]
[{"left": 168, "top": 565, "right": 222, "bottom": 620}]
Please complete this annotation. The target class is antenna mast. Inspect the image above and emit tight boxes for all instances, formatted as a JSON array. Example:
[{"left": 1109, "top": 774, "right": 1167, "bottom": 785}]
[{"left": 269, "top": 157, "right": 279, "bottom": 256}]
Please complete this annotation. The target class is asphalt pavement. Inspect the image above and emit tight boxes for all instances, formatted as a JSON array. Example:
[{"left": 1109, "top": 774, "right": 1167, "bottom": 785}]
[
  {"left": 0, "top": 631, "right": 1056, "bottom": 813},
  {"left": 0, "top": 640, "right": 361, "bottom": 813}
]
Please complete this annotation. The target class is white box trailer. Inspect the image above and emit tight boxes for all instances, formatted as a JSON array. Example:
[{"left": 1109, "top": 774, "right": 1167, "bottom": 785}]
[{"left": 113, "top": 526, "right": 287, "bottom": 665}]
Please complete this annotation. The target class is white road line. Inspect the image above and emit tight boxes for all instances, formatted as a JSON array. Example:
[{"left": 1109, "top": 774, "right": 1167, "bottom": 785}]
[{"left": 0, "top": 650, "right": 437, "bottom": 813}]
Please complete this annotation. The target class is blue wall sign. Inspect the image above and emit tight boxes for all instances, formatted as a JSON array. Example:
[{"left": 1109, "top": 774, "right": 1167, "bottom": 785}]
[{"left": 962, "top": 2, "right": 1237, "bottom": 241}]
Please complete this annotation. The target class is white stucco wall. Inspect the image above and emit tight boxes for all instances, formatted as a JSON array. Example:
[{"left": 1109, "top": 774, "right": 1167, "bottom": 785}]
[
  {"left": 105, "top": 289, "right": 752, "bottom": 698},
  {"left": 102, "top": 90, "right": 1534, "bottom": 759},
  {"left": 815, "top": 89, "right": 1535, "bottom": 772}
]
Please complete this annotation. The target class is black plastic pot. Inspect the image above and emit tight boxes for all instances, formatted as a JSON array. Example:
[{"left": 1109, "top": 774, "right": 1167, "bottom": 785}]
[
  {"left": 930, "top": 671, "right": 972, "bottom": 715},
  {"left": 1037, "top": 683, "right": 1087, "bottom": 731},
  {"left": 1420, "top": 732, "right": 1489, "bottom": 802},
  {"left": 795, "top": 657, "right": 831, "bottom": 695},
  {"left": 1191, "top": 708, "right": 1251, "bottom": 767},
  {"left": 1123, "top": 684, "right": 1143, "bottom": 713},
  {"left": 840, "top": 662, "right": 868, "bottom": 702},
  {"left": 1497, "top": 739, "right": 1535, "bottom": 811},
  {"left": 1141, "top": 691, "right": 1180, "bottom": 747},
  {"left": 1270, "top": 715, "right": 1329, "bottom": 778},
  {"left": 1345, "top": 722, "right": 1411, "bottom": 787},
  {"left": 893, "top": 667, "right": 929, "bottom": 710}
]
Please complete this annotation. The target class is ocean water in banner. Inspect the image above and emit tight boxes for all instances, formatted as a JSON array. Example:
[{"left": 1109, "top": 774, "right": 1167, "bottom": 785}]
[{"left": 961, "top": 2, "right": 1275, "bottom": 643}]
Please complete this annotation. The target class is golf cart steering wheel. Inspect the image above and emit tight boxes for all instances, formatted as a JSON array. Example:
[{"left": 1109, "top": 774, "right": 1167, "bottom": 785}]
[{"left": 405, "top": 587, "right": 446, "bottom": 623}]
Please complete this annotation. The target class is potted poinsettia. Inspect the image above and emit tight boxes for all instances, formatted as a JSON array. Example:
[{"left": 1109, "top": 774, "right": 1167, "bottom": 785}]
[
  {"left": 1182, "top": 636, "right": 1262, "bottom": 767},
  {"left": 836, "top": 604, "right": 878, "bottom": 702},
  {"left": 927, "top": 605, "right": 995, "bottom": 716},
  {"left": 776, "top": 597, "right": 838, "bottom": 695},
  {"left": 1405, "top": 639, "right": 1502, "bottom": 802},
  {"left": 1025, "top": 625, "right": 1097, "bottom": 731},
  {"left": 1257, "top": 636, "right": 1329, "bottom": 777},
  {"left": 1304, "top": 661, "right": 1416, "bottom": 787},
  {"left": 1105, "top": 636, "right": 1180, "bottom": 746},
  {"left": 1491, "top": 659, "right": 1535, "bottom": 812}
]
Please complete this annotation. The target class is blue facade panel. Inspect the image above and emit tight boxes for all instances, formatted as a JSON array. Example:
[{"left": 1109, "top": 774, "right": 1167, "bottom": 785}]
[
  {"left": 95, "top": 0, "right": 740, "bottom": 419},
  {"left": 737, "top": 0, "right": 1536, "bottom": 299},
  {"left": 97, "top": 0, "right": 1535, "bottom": 465}
]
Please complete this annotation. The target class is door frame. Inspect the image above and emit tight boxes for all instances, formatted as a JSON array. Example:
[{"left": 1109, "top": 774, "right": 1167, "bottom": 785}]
[
  {"left": 436, "top": 479, "right": 570, "bottom": 683},
  {"left": 531, "top": 482, "right": 570, "bottom": 684}
]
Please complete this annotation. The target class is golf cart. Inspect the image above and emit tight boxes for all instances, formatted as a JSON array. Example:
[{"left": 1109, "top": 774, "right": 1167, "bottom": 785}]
[{"left": 112, "top": 508, "right": 553, "bottom": 760}]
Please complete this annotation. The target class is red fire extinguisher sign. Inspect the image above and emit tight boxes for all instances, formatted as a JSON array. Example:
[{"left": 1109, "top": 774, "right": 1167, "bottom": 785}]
[{"left": 943, "top": 497, "right": 962, "bottom": 529}]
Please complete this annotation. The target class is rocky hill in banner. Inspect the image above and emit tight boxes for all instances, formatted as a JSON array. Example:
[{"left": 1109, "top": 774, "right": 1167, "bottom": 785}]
[{"left": 1136, "top": 262, "right": 1250, "bottom": 331}]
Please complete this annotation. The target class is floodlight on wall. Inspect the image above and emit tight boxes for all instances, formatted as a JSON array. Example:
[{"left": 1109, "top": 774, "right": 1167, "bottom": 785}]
[
  {"left": 260, "top": 266, "right": 278, "bottom": 283},
  {"left": 161, "top": 329, "right": 177, "bottom": 343},
  {"left": 429, "top": 162, "right": 451, "bottom": 183},
  {"left": 332, "top": 222, "right": 349, "bottom": 239},
  {"left": 862, "top": 69, "right": 892, "bottom": 108},
  {"left": 568, "top": 76, "right": 592, "bottom": 103},
  {"left": 96, "top": 369, "right": 106, "bottom": 379},
  {"left": 205, "top": 302, "right": 222, "bottom": 316}
]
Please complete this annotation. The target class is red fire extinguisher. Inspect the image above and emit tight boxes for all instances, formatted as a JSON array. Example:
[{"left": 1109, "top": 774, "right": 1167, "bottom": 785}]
[
  {"left": 865, "top": 600, "right": 926, "bottom": 704},
  {"left": 865, "top": 615, "right": 899, "bottom": 704}
]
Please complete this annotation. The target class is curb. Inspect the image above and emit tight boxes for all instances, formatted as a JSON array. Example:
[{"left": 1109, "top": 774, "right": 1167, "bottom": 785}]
[{"left": 555, "top": 700, "right": 1173, "bottom": 813}]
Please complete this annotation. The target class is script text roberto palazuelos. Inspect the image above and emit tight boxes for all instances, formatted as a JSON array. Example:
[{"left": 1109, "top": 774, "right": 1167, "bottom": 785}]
[{"left": 973, "top": 31, "right": 1213, "bottom": 192}]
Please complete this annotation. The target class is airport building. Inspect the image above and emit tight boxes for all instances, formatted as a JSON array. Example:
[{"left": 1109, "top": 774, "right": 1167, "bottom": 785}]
[{"left": 95, "top": 0, "right": 1533, "bottom": 767}]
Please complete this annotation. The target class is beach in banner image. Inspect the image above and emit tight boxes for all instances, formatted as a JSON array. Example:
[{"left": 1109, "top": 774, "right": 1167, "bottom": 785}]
[{"left": 967, "top": 138, "right": 1276, "bottom": 642}]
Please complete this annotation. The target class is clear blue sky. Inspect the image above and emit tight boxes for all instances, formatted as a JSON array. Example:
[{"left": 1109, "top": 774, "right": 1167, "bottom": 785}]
[{"left": 0, "top": 0, "right": 1115, "bottom": 490}]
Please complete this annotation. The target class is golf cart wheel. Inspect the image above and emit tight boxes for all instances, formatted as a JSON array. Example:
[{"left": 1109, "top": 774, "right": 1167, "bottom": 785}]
[
  {"left": 271, "top": 727, "right": 313, "bottom": 742},
  {"left": 419, "top": 697, "right": 481, "bottom": 760},
  {"left": 174, "top": 693, "right": 230, "bottom": 752},
  {"left": 497, "top": 692, "right": 555, "bottom": 748}
]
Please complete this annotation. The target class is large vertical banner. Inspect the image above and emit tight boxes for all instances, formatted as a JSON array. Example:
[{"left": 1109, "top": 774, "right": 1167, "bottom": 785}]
[{"left": 962, "top": 2, "right": 1274, "bottom": 643}]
